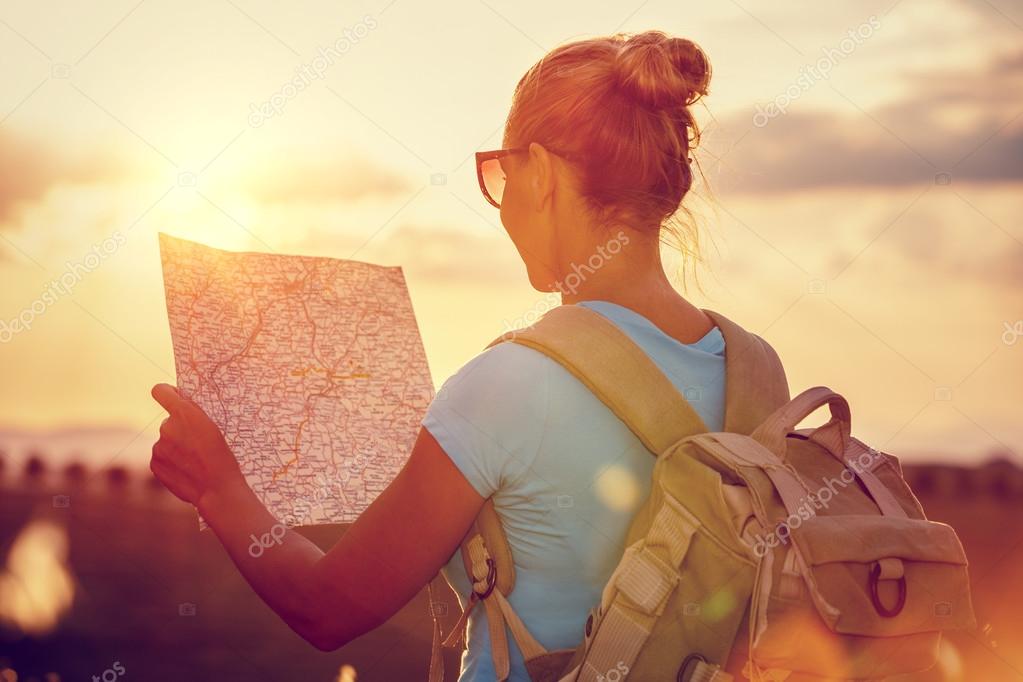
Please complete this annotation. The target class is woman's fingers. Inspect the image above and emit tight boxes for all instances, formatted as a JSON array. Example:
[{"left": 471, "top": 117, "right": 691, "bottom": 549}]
[
  {"left": 152, "top": 383, "right": 184, "bottom": 414},
  {"left": 149, "top": 385, "right": 225, "bottom": 507},
  {"left": 150, "top": 451, "right": 196, "bottom": 503},
  {"left": 149, "top": 383, "right": 240, "bottom": 506},
  {"left": 152, "top": 435, "right": 177, "bottom": 462},
  {"left": 157, "top": 415, "right": 189, "bottom": 449}
]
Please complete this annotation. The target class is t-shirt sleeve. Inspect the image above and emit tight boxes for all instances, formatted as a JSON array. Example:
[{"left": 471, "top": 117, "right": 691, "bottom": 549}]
[{"left": 422, "top": 342, "right": 551, "bottom": 499}]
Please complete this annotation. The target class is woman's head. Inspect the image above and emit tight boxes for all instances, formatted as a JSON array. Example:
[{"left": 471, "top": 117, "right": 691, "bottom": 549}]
[{"left": 493, "top": 30, "right": 712, "bottom": 295}]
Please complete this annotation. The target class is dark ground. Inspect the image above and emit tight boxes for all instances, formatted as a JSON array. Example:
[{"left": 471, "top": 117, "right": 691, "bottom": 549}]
[{"left": 0, "top": 455, "right": 1020, "bottom": 681}]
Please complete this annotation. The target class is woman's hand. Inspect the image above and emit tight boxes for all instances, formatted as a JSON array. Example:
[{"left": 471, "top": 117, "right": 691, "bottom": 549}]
[{"left": 150, "top": 383, "right": 246, "bottom": 506}]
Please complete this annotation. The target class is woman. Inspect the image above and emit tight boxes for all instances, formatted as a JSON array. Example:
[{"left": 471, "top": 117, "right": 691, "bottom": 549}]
[{"left": 150, "top": 30, "right": 722, "bottom": 680}]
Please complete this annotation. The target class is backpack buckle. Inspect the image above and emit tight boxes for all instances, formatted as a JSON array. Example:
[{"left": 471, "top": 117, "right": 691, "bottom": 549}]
[
  {"left": 472, "top": 557, "right": 497, "bottom": 599},
  {"left": 869, "top": 561, "right": 907, "bottom": 617}
]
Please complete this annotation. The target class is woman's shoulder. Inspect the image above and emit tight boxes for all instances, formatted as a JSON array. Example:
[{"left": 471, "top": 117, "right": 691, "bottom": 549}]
[
  {"left": 439, "top": 338, "right": 551, "bottom": 390},
  {"left": 428, "top": 334, "right": 636, "bottom": 440},
  {"left": 423, "top": 341, "right": 555, "bottom": 498}
]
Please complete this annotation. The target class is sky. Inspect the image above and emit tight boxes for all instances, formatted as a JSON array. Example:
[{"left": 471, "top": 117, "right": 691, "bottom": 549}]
[{"left": 0, "top": 0, "right": 1020, "bottom": 468}]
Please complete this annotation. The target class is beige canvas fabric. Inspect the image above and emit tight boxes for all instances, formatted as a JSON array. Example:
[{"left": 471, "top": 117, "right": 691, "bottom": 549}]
[{"left": 428, "top": 304, "right": 975, "bottom": 682}]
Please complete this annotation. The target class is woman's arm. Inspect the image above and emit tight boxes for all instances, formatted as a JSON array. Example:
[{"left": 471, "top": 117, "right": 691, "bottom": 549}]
[{"left": 150, "top": 383, "right": 486, "bottom": 651}]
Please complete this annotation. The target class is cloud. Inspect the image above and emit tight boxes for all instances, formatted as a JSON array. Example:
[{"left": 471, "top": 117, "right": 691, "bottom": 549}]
[
  {"left": 378, "top": 222, "right": 523, "bottom": 283},
  {"left": 296, "top": 221, "right": 524, "bottom": 285},
  {"left": 884, "top": 196, "right": 1023, "bottom": 289},
  {"left": 242, "top": 153, "right": 415, "bottom": 204},
  {"left": 0, "top": 130, "right": 133, "bottom": 230},
  {"left": 0, "top": 132, "right": 61, "bottom": 226},
  {"left": 0, "top": 128, "right": 415, "bottom": 240},
  {"left": 703, "top": 49, "right": 1023, "bottom": 192}
]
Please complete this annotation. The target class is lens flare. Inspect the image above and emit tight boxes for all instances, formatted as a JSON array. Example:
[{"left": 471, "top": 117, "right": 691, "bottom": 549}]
[
  {"left": 594, "top": 464, "right": 642, "bottom": 512},
  {"left": 0, "top": 517, "right": 75, "bottom": 636}
]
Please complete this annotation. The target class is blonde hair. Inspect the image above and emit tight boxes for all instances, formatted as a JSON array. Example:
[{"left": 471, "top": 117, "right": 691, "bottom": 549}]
[{"left": 504, "top": 30, "right": 713, "bottom": 291}]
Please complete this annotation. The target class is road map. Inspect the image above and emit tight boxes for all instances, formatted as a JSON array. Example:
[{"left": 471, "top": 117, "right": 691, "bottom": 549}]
[{"left": 158, "top": 233, "right": 435, "bottom": 529}]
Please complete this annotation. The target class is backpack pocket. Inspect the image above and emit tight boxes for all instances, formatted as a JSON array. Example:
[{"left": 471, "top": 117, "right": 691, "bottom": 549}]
[
  {"left": 748, "top": 514, "right": 976, "bottom": 679},
  {"left": 789, "top": 514, "right": 976, "bottom": 636}
]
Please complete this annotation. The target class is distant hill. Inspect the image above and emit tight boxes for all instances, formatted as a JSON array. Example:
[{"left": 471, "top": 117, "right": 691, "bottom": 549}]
[
  {"left": 0, "top": 424, "right": 157, "bottom": 470},
  {"left": 3, "top": 424, "right": 1017, "bottom": 473}
]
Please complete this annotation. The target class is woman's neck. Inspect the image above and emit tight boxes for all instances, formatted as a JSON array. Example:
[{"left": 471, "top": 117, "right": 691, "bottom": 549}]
[
  {"left": 557, "top": 237, "right": 714, "bottom": 344},
  {"left": 557, "top": 229, "right": 675, "bottom": 306}
]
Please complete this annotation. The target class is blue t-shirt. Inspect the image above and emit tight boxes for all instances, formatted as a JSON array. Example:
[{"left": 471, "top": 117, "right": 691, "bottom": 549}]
[{"left": 421, "top": 300, "right": 726, "bottom": 681}]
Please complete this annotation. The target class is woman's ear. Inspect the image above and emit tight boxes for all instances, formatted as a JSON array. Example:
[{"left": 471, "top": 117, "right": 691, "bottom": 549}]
[{"left": 527, "top": 141, "right": 555, "bottom": 212}]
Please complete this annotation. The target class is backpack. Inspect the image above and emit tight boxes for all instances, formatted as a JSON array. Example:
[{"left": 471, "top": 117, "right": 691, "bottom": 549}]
[{"left": 427, "top": 304, "right": 976, "bottom": 681}]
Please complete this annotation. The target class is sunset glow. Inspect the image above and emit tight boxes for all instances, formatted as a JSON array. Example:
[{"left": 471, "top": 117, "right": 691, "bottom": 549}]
[{"left": 1, "top": 1, "right": 1018, "bottom": 470}]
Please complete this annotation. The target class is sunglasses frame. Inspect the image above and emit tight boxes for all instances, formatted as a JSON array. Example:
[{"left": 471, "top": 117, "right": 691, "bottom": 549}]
[{"left": 475, "top": 145, "right": 580, "bottom": 209}]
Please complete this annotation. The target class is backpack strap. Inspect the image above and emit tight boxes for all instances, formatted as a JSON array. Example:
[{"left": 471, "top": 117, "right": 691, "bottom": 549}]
[
  {"left": 429, "top": 304, "right": 789, "bottom": 682},
  {"left": 490, "top": 306, "right": 790, "bottom": 448},
  {"left": 704, "top": 309, "right": 791, "bottom": 434},
  {"left": 488, "top": 303, "right": 713, "bottom": 453}
]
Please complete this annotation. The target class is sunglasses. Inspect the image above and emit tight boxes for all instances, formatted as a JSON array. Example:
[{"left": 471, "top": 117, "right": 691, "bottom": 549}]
[{"left": 475, "top": 146, "right": 579, "bottom": 209}]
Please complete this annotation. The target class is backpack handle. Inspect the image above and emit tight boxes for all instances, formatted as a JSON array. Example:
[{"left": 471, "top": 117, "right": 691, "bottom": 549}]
[{"left": 751, "top": 386, "right": 851, "bottom": 459}]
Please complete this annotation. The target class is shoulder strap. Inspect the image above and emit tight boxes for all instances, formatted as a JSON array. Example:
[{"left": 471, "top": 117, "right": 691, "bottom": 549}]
[
  {"left": 487, "top": 304, "right": 791, "bottom": 451},
  {"left": 486, "top": 303, "right": 709, "bottom": 454},
  {"left": 702, "top": 308, "right": 791, "bottom": 434}
]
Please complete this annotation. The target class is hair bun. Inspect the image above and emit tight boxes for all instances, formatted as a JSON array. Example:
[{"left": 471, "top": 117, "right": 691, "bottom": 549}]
[{"left": 614, "top": 31, "right": 711, "bottom": 110}]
